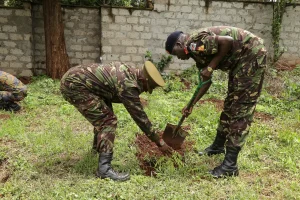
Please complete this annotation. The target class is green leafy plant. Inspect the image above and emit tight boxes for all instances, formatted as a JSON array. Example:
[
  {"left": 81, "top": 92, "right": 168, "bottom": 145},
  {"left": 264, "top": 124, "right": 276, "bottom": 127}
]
[
  {"left": 144, "top": 50, "right": 173, "bottom": 73},
  {"left": 3, "top": 0, "right": 22, "bottom": 7},
  {"left": 2, "top": 0, "right": 147, "bottom": 7},
  {"left": 144, "top": 50, "right": 154, "bottom": 63},
  {"left": 271, "top": 0, "right": 295, "bottom": 63},
  {"left": 163, "top": 75, "right": 185, "bottom": 93},
  {"left": 180, "top": 64, "right": 199, "bottom": 85}
]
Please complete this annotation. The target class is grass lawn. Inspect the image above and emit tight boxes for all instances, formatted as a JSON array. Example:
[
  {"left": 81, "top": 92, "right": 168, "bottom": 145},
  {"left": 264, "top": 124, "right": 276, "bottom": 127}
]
[{"left": 0, "top": 67, "right": 300, "bottom": 200}]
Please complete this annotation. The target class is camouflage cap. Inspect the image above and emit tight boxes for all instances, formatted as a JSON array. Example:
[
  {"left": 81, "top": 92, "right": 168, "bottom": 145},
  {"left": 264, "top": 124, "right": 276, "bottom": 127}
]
[{"left": 143, "top": 61, "right": 165, "bottom": 87}]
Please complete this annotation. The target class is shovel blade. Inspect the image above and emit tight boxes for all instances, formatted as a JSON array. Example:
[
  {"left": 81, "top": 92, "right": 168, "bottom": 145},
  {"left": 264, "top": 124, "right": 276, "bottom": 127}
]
[{"left": 162, "top": 123, "right": 189, "bottom": 149}]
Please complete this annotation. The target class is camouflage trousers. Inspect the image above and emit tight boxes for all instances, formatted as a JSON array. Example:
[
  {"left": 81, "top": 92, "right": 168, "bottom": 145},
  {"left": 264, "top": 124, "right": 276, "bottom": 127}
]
[
  {"left": 217, "top": 51, "right": 267, "bottom": 149},
  {"left": 60, "top": 76, "right": 116, "bottom": 154},
  {"left": 0, "top": 71, "right": 27, "bottom": 103}
]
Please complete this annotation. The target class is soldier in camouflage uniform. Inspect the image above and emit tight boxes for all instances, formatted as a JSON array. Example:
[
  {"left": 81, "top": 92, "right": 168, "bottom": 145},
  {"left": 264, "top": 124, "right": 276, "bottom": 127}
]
[
  {"left": 165, "top": 26, "right": 267, "bottom": 178},
  {"left": 0, "top": 71, "right": 27, "bottom": 112},
  {"left": 60, "top": 61, "right": 173, "bottom": 181}
]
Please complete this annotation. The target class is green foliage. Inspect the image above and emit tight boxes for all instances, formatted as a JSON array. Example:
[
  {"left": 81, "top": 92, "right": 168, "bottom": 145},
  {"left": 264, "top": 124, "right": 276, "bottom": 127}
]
[
  {"left": 271, "top": 0, "right": 295, "bottom": 63},
  {"left": 179, "top": 64, "right": 199, "bottom": 85},
  {"left": 2, "top": 0, "right": 147, "bottom": 7},
  {"left": 144, "top": 50, "right": 173, "bottom": 72},
  {"left": 157, "top": 55, "right": 172, "bottom": 72},
  {"left": 163, "top": 75, "right": 185, "bottom": 93},
  {"left": 60, "top": 0, "right": 145, "bottom": 7},
  {"left": 174, "top": 65, "right": 228, "bottom": 99},
  {"left": 280, "top": 66, "right": 300, "bottom": 100},
  {"left": 3, "top": 0, "right": 22, "bottom": 7},
  {"left": 61, "top": 0, "right": 131, "bottom": 7},
  {"left": 144, "top": 50, "right": 154, "bottom": 63}
]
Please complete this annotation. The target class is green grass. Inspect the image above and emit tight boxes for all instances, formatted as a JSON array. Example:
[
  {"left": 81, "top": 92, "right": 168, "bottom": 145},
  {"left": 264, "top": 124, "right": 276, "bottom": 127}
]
[{"left": 0, "top": 69, "right": 300, "bottom": 200}]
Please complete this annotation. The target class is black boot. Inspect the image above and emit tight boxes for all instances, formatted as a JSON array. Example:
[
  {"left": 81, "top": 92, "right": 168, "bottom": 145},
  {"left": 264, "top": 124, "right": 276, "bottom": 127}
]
[
  {"left": 0, "top": 102, "right": 8, "bottom": 110},
  {"left": 199, "top": 131, "right": 226, "bottom": 156},
  {"left": 210, "top": 146, "right": 240, "bottom": 178},
  {"left": 7, "top": 102, "right": 21, "bottom": 112},
  {"left": 96, "top": 152, "right": 130, "bottom": 181},
  {"left": 0, "top": 102, "right": 21, "bottom": 112}
]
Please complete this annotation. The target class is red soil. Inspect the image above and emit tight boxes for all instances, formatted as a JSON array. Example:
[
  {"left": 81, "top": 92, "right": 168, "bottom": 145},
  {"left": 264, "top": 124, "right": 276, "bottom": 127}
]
[
  {"left": 198, "top": 98, "right": 224, "bottom": 111},
  {"left": 0, "top": 114, "right": 10, "bottom": 120},
  {"left": 135, "top": 131, "right": 194, "bottom": 176}
]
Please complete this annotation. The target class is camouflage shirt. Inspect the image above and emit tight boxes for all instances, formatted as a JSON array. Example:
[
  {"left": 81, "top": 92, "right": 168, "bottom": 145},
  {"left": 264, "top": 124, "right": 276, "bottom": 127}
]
[
  {"left": 61, "top": 62, "right": 155, "bottom": 136},
  {"left": 0, "top": 71, "right": 27, "bottom": 102},
  {"left": 186, "top": 26, "right": 266, "bottom": 71}
]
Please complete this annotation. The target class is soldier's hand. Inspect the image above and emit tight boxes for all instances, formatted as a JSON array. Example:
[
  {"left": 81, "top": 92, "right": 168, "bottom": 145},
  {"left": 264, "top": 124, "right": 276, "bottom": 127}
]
[
  {"left": 182, "top": 105, "right": 193, "bottom": 117},
  {"left": 158, "top": 143, "right": 174, "bottom": 156},
  {"left": 201, "top": 67, "right": 213, "bottom": 78},
  {"left": 156, "top": 139, "right": 174, "bottom": 156}
]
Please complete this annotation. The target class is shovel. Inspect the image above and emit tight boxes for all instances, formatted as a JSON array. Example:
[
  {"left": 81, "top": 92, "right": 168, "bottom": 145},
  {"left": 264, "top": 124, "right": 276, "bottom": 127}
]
[{"left": 162, "top": 75, "right": 212, "bottom": 149}]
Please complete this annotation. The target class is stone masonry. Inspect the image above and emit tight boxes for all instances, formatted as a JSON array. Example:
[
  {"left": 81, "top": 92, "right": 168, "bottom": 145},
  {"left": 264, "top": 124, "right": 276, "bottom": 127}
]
[
  {"left": 0, "top": 5, "right": 33, "bottom": 76},
  {"left": 32, "top": 5, "right": 101, "bottom": 75},
  {"left": 0, "top": 0, "right": 299, "bottom": 77}
]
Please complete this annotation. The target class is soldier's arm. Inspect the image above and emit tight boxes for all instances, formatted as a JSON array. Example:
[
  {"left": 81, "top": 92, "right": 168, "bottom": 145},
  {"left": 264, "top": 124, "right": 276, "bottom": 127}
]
[
  {"left": 120, "top": 87, "right": 161, "bottom": 145},
  {"left": 202, "top": 36, "right": 233, "bottom": 77},
  {"left": 182, "top": 75, "right": 212, "bottom": 117},
  {"left": 190, "top": 76, "right": 212, "bottom": 107},
  {"left": 186, "top": 36, "right": 232, "bottom": 114}
]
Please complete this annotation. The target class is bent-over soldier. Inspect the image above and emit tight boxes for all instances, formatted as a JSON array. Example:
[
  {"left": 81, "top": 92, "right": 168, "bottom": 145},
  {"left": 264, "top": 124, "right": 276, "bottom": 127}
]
[
  {"left": 60, "top": 61, "right": 173, "bottom": 181},
  {"left": 165, "top": 26, "right": 267, "bottom": 178}
]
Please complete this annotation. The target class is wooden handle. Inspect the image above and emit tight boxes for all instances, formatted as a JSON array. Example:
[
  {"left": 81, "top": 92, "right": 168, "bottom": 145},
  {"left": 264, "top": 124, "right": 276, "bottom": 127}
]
[{"left": 174, "top": 77, "right": 212, "bottom": 135}]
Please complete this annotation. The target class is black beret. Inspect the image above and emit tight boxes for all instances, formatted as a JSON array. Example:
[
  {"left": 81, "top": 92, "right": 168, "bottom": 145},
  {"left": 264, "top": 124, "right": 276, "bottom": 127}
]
[{"left": 165, "top": 31, "right": 183, "bottom": 54}]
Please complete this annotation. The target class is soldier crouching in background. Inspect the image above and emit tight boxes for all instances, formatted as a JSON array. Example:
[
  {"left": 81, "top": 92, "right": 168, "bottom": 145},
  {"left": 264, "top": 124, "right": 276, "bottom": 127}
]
[{"left": 0, "top": 71, "right": 27, "bottom": 112}]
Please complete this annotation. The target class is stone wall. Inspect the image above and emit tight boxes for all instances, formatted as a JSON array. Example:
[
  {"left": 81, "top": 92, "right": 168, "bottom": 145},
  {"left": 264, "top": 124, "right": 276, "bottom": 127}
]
[
  {"left": 0, "top": 5, "right": 33, "bottom": 76},
  {"left": 100, "top": 0, "right": 300, "bottom": 70},
  {"left": 281, "top": 5, "right": 300, "bottom": 64},
  {"left": 0, "top": 0, "right": 299, "bottom": 77},
  {"left": 31, "top": 5, "right": 101, "bottom": 75}
]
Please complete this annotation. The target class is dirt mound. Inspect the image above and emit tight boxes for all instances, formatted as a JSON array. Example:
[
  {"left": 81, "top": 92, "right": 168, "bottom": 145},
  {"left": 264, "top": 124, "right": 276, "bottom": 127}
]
[
  {"left": 198, "top": 98, "right": 224, "bottom": 111},
  {"left": 0, "top": 158, "right": 10, "bottom": 183},
  {"left": 275, "top": 60, "right": 297, "bottom": 71},
  {"left": 135, "top": 131, "right": 194, "bottom": 176},
  {"left": 0, "top": 114, "right": 10, "bottom": 120},
  {"left": 254, "top": 112, "right": 274, "bottom": 122},
  {"left": 0, "top": 139, "right": 13, "bottom": 183},
  {"left": 180, "top": 78, "right": 192, "bottom": 90}
]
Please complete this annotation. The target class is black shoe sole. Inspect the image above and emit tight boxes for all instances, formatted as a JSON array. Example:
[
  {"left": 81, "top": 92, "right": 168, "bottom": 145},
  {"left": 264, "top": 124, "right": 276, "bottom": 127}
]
[
  {"left": 198, "top": 150, "right": 225, "bottom": 156},
  {"left": 95, "top": 172, "right": 130, "bottom": 182},
  {"left": 209, "top": 170, "right": 239, "bottom": 178}
]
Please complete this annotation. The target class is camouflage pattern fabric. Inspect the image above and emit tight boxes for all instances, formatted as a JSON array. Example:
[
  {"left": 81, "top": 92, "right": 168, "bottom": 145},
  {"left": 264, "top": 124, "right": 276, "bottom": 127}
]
[
  {"left": 186, "top": 26, "right": 267, "bottom": 148},
  {"left": 60, "top": 62, "right": 157, "bottom": 153},
  {"left": 0, "top": 71, "right": 27, "bottom": 103}
]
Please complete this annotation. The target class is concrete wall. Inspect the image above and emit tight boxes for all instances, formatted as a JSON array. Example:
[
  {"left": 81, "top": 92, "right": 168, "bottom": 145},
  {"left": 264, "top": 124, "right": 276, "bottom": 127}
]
[
  {"left": 31, "top": 5, "right": 101, "bottom": 75},
  {"left": 101, "top": 0, "right": 300, "bottom": 70},
  {"left": 0, "top": 0, "right": 299, "bottom": 77},
  {"left": 0, "top": 5, "right": 33, "bottom": 76}
]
